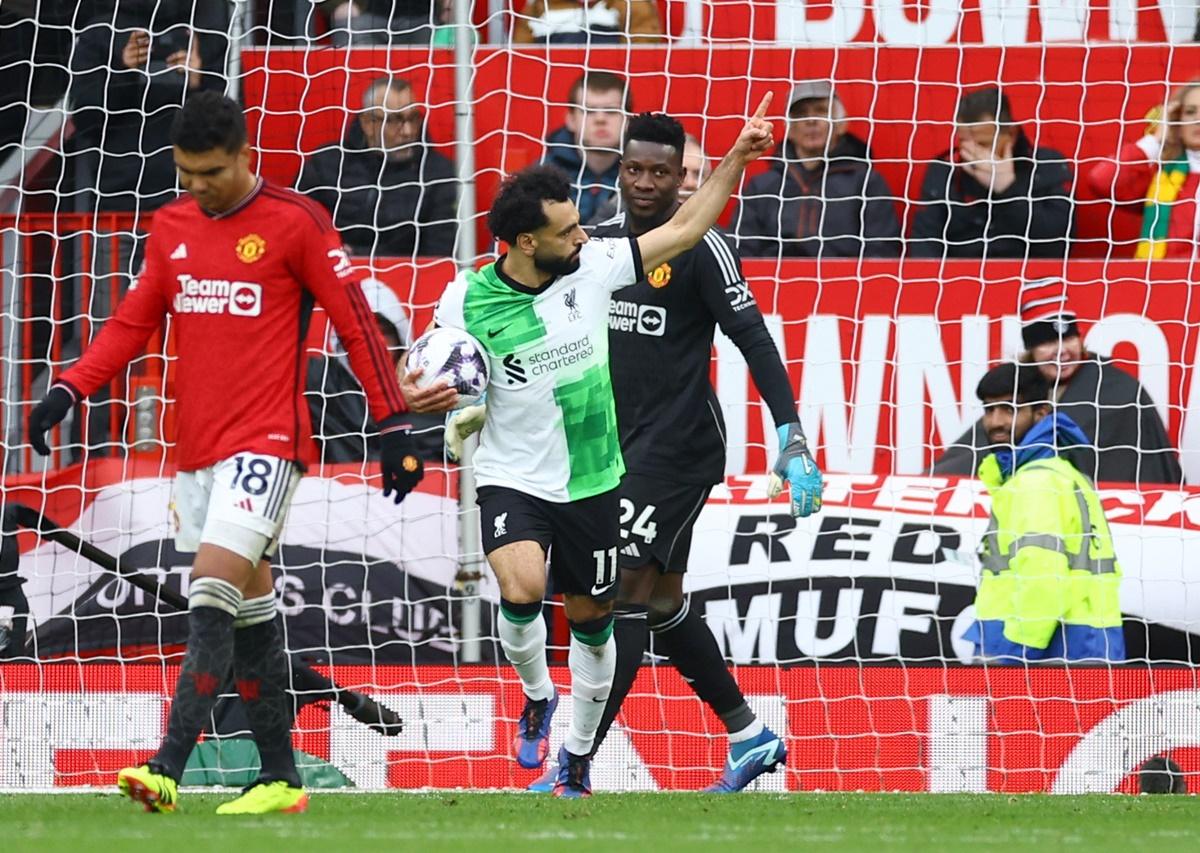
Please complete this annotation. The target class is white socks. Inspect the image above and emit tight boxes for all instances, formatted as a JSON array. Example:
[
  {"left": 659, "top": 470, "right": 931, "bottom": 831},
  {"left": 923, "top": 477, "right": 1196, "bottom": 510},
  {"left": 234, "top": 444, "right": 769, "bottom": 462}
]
[
  {"left": 563, "top": 630, "right": 616, "bottom": 757},
  {"left": 498, "top": 609, "right": 555, "bottom": 702}
]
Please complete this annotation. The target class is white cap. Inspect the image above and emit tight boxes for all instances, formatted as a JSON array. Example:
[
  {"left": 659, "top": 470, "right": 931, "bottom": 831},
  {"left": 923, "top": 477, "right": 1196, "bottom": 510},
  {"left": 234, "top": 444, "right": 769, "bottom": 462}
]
[
  {"left": 357, "top": 276, "right": 412, "bottom": 347},
  {"left": 330, "top": 276, "right": 412, "bottom": 355}
]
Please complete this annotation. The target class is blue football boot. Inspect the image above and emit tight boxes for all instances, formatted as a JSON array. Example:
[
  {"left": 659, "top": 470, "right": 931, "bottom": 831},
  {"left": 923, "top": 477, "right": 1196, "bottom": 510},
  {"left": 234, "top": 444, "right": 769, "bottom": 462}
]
[
  {"left": 551, "top": 747, "right": 592, "bottom": 799},
  {"left": 704, "top": 726, "right": 787, "bottom": 793},
  {"left": 513, "top": 692, "right": 558, "bottom": 769},
  {"left": 527, "top": 760, "right": 558, "bottom": 793}
]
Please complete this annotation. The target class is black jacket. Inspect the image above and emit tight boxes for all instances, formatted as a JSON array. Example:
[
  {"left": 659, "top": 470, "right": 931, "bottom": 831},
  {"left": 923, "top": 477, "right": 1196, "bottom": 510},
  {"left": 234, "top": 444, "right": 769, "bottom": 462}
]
[
  {"left": 733, "top": 140, "right": 901, "bottom": 258},
  {"left": 306, "top": 355, "right": 444, "bottom": 464},
  {"left": 933, "top": 356, "right": 1183, "bottom": 485},
  {"left": 908, "top": 131, "right": 1072, "bottom": 259},
  {"left": 296, "top": 122, "right": 458, "bottom": 257},
  {"left": 68, "top": 9, "right": 226, "bottom": 211}
]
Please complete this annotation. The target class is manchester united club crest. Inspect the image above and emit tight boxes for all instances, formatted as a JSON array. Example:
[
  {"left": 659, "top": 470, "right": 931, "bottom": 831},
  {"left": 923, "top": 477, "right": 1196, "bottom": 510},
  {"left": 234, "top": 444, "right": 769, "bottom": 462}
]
[
  {"left": 235, "top": 233, "right": 266, "bottom": 264},
  {"left": 647, "top": 262, "right": 672, "bottom": 289}
]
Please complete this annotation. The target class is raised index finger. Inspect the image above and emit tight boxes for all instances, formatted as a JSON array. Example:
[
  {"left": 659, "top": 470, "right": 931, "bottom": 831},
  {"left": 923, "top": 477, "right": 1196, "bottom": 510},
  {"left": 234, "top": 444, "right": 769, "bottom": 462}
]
[{"left": 752, "top": 91, "right": 773, "bottom": 120}]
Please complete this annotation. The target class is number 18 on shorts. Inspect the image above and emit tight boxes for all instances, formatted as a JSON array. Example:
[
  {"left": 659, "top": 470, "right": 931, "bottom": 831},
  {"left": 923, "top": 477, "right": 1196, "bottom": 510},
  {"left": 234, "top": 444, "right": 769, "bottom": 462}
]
[{"left": 172, "top": 453, "right": 300, "bottom": 564}]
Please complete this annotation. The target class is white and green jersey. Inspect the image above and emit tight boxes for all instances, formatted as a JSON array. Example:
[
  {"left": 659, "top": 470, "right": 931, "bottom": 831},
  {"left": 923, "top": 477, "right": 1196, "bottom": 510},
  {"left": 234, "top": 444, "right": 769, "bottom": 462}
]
[{"left": 434, "top": 237, "right": 644, "bottom": 502}]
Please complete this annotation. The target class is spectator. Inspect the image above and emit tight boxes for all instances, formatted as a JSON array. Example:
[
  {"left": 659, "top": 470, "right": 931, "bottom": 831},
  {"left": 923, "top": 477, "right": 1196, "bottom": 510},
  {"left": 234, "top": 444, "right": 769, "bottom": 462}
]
[
  {"left": 679, "top": 133, "right": 711, "bottom": 198},
  {"left": 962, "top": 362, "right": 1125, "bottom": 663},
  {"left": 297, "top": 76, "right": 458, "bottom": 258},
  {"left": 908, "top": 87, "right": 1072, "bottom": 259},
  {"left": 542, "top": 71, "right": 629, "bottom": 226},
  {"left": 734, "top": 81, "right": 901, "bottom": 258},
  {"left": 512, "top": 0, "right": 662, "bottom": 44},
  {"left": 934, "top": 278, "right": 1183, "bottom": 485},
  {"left": 68, "top": 0, "right": 226, "bottom": 212},
  {"left": 318, "top": 1, "right": 435, "bottom": 46},
  {"left": 1088, "top": 79, "right": 1200, "bottom": 260},
  {"left": 307, "top": 278, "right": 444, "bottom": 463}
]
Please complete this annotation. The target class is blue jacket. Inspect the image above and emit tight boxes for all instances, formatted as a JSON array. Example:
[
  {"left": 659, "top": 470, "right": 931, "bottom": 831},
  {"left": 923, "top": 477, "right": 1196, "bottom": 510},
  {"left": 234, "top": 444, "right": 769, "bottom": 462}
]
[{"left": 542, "top": 126, "right": 620, "bottom": 225}]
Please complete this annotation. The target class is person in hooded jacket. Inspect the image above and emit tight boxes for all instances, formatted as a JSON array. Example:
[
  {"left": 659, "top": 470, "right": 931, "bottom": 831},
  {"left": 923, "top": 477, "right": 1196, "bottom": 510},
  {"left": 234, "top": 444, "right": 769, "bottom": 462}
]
[
  {"left": 908, "top": 87, "right": 1072, "bottom": 259},
  {"left": 964, "top": 361, "right": 1125, "bottom": 663},
  {"left": 733, "top": 81, "right": 901, "bottom": 258},
  {"left": 297, "top": 75, "right": 458, "bottom": 258}
]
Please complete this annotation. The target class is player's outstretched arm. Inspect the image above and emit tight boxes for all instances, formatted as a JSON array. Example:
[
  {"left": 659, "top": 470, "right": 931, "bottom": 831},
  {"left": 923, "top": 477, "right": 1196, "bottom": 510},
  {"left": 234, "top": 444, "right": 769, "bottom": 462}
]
[{"left": 637, "top": 93, "right": 774, "bottom": 272}]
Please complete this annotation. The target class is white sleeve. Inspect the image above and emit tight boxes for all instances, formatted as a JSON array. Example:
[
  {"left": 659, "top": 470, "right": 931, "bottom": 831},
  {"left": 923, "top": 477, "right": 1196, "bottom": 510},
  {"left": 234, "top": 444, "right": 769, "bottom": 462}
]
[
  {"left": 581, "top": 237, "right": 645, "bottom": 293},
  {"left": 433, "top": 273, "right": 468, "bottom": 329}
]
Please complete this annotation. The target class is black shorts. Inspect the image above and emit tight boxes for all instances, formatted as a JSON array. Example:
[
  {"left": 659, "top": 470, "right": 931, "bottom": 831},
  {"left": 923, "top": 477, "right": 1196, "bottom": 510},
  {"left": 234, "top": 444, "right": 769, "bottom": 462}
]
[
  {"left": 477, "top": 485, "right": 620, "bottom": 600},
  {"left": 618, "top": 473, "right": 712, "bottom": 573}
]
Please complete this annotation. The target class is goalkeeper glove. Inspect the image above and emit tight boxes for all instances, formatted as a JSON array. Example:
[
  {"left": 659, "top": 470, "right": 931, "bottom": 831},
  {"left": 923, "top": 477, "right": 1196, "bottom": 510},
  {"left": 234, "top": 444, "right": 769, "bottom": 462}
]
[
  {"left": 379, "top": 416, "right": 424, "bottom": 504},
  {"left": 444, "top": 403, "right": 487, "bottom": 463},
  {"left": 767, "top": 422, "right": 823, "bottom": 518},
  {"left": 28, "top": 383, "right": 77, "bottom": 456}
]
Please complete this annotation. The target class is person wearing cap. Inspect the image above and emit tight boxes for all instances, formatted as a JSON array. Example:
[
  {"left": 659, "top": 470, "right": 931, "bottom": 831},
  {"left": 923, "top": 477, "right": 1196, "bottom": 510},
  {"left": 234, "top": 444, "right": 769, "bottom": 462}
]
[
  {"left": 934, "top": 278, "right": 1182, "bottom": 485},
  {"left": 733, "top": 80, "right": 901, "bottom": 258},
  {"left": 908, "top": 86, "right": 1072, "bottom": 259},
  {"left": 962, "top": 361, "right": 1125, "bottom": 662},
  {"left": 306, "top": 277, "right": 445, "bottom": 463}
]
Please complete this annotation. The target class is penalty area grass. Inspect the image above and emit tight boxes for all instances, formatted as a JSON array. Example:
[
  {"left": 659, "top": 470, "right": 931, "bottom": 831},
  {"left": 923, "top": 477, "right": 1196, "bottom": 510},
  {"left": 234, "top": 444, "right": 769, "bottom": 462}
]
[{"left": 2, "top": 791, "right": 1198, "bottom": 852}]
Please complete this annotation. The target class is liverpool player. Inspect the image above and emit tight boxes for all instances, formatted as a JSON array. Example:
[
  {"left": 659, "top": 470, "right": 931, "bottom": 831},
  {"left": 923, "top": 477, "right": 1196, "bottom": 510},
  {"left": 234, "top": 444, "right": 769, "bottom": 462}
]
[
  {"left": 437, "top": 97, "right": 776, "bottom": 797},
  {"left": 27, "top": 92, "right": 423, "bottom": 814},
  {"left": 517, "top": 113, "right": 823, "bottom": 792}
]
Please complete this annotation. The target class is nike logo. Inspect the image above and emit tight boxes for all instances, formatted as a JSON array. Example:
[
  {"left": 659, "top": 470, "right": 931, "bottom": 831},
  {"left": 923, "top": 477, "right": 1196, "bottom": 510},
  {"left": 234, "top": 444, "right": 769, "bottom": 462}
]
[
  {"left": 590, "top": 582, "right": 614, "bottom": 596},
  {"left": 487, "top": 326, "right": 510, "bottom": 338},
  {"left": 728, "top": 739, "right": 781, "bottom": 770}
]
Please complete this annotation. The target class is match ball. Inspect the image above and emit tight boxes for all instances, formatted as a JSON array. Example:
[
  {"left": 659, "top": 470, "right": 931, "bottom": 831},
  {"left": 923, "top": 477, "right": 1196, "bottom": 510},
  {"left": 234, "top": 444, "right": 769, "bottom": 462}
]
[{"left": 405, "top": 326, "right": 489, "bottom": 409}]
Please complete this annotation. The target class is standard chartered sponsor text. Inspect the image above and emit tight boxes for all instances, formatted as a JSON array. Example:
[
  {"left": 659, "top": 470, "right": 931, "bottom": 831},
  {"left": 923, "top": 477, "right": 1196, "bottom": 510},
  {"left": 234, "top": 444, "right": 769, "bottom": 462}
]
[{"left": 528, "top": 335, "right": 594, "bottom": 376}]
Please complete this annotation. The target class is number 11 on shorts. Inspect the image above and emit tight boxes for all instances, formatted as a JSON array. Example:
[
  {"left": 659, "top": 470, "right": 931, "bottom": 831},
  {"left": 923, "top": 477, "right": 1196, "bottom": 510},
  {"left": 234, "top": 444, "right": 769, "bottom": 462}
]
[{"left": 591, "top": 547, "right": 617, "bottom": 595}]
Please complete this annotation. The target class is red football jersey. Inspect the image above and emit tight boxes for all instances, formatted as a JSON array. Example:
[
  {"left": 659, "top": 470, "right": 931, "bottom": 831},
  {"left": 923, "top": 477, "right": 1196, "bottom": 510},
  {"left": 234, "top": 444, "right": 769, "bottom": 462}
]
[{"left": 58, "top": 180, "right": 408, "bottom": 471}]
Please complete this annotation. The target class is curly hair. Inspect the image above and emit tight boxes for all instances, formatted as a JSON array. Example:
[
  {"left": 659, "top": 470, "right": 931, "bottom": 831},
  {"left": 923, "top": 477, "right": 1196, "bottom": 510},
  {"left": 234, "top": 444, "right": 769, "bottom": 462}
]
[{"left": 487, "top": 165, "right": 573, "bottom": 244}]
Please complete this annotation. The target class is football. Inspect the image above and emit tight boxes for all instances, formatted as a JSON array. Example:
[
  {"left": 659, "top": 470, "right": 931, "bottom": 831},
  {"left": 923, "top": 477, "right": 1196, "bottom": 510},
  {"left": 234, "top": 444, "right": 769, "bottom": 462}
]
[{"left": 404, "top": 326, "right": 489, "bottom": 409}]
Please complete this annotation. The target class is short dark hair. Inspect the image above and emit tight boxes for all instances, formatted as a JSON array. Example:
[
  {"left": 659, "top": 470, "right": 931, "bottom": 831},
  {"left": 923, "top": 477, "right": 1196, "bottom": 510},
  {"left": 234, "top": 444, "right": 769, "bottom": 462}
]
[
  {"left": 567, "top": 71, "right": 633, "bottom": 113},
  {"left": 624, "top": 112, "right": 686, "bottom": 161},
  {"left": 957, "top": 87, "right": 1014, "bottom": 126},
  {"left": 170, "top": 91, "right": 247, "bottom": 154},
  {"left": 488, "top": 165, "right": 573, "bottom": 244},
  {"left": 976, "top": 362, "right": 1049, "bottom": 406}
]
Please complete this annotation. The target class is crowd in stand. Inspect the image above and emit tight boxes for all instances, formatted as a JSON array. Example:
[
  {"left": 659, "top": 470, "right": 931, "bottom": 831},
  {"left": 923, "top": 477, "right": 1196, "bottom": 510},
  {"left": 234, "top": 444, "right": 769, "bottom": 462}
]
[
  {"left": 62, "top": 3, "right": 1200, "bottom": 264},
  {"left": 29, "top": 2, "right": 1196, "bottom": 477}
]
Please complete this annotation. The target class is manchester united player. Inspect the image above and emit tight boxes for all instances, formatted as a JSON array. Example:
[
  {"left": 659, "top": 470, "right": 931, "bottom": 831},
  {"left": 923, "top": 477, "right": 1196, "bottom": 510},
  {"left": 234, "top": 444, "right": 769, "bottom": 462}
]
[{"left": 27, "top": 92, "right": 424, "bottom": 815}]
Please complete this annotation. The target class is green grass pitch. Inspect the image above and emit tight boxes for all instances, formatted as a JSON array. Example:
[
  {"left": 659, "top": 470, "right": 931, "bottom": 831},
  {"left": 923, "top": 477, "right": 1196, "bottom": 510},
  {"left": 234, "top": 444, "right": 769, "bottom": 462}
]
[{"left": 3, "top": 792, "right": 1198, "bottom": 852}]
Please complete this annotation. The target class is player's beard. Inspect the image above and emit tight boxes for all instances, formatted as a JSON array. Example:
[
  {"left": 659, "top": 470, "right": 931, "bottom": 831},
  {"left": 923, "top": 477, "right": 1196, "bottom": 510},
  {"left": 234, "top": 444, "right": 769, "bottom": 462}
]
[{"left": 533, "top": 248, "right": 582, "bottom": 277}]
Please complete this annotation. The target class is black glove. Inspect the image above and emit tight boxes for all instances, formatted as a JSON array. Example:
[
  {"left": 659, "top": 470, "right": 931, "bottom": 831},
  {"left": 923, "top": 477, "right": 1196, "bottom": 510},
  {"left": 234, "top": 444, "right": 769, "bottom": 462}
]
[
  {"left": 28, "top": 383, "right": 77, "bottom": 456},
  {"left": 379, "top": 416, "right": 424, "bottom": 504}
]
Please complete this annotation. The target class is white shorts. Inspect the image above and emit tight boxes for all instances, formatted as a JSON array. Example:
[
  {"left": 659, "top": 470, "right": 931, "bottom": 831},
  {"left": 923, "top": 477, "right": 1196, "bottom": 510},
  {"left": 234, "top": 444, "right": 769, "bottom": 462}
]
[{"left": 171, "top": 453, "right": 301, "bottom": 564}]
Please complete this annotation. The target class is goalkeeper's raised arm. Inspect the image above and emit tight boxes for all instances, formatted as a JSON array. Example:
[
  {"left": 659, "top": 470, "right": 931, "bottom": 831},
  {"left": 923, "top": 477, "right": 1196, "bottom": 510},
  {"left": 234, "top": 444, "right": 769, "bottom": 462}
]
[{"left": 636, "top": 92, "right": 774, "bottom": 272}]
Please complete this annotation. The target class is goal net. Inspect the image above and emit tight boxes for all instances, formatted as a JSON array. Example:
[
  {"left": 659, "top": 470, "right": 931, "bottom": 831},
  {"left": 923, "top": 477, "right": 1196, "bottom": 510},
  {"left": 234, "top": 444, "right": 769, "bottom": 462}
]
[{"left": 2, "top": 0, "right": 1200, "bottom": 794}]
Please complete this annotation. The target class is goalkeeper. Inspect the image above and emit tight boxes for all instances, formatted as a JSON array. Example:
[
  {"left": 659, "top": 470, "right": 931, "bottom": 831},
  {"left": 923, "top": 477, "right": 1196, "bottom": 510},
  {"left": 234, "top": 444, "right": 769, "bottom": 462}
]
[
  {"left": 27, "top": 92, "right": 423, "bottom": 815},
  {"left": 448, "top": 111, "right": 823, "bottom": 794}
]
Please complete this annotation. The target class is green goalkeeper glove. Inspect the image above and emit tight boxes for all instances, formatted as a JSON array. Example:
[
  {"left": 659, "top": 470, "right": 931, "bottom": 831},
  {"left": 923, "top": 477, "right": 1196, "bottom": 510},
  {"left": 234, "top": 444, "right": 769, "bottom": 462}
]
[{"left": 444, "top": 403, "right": 486, "bottom": 463}]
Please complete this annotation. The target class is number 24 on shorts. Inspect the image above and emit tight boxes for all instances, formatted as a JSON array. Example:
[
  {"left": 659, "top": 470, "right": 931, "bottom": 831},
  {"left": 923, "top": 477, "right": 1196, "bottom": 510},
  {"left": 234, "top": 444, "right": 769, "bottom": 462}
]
[{"left": 620, "top": 498, "right": 658, "bottom": 544}]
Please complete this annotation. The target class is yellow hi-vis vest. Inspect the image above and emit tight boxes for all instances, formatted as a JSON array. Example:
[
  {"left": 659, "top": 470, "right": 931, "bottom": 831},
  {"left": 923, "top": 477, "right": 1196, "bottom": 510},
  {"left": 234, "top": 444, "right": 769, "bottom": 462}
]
[{"left": 976, "top": 454, "right": 1122, "bottom": 650}]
